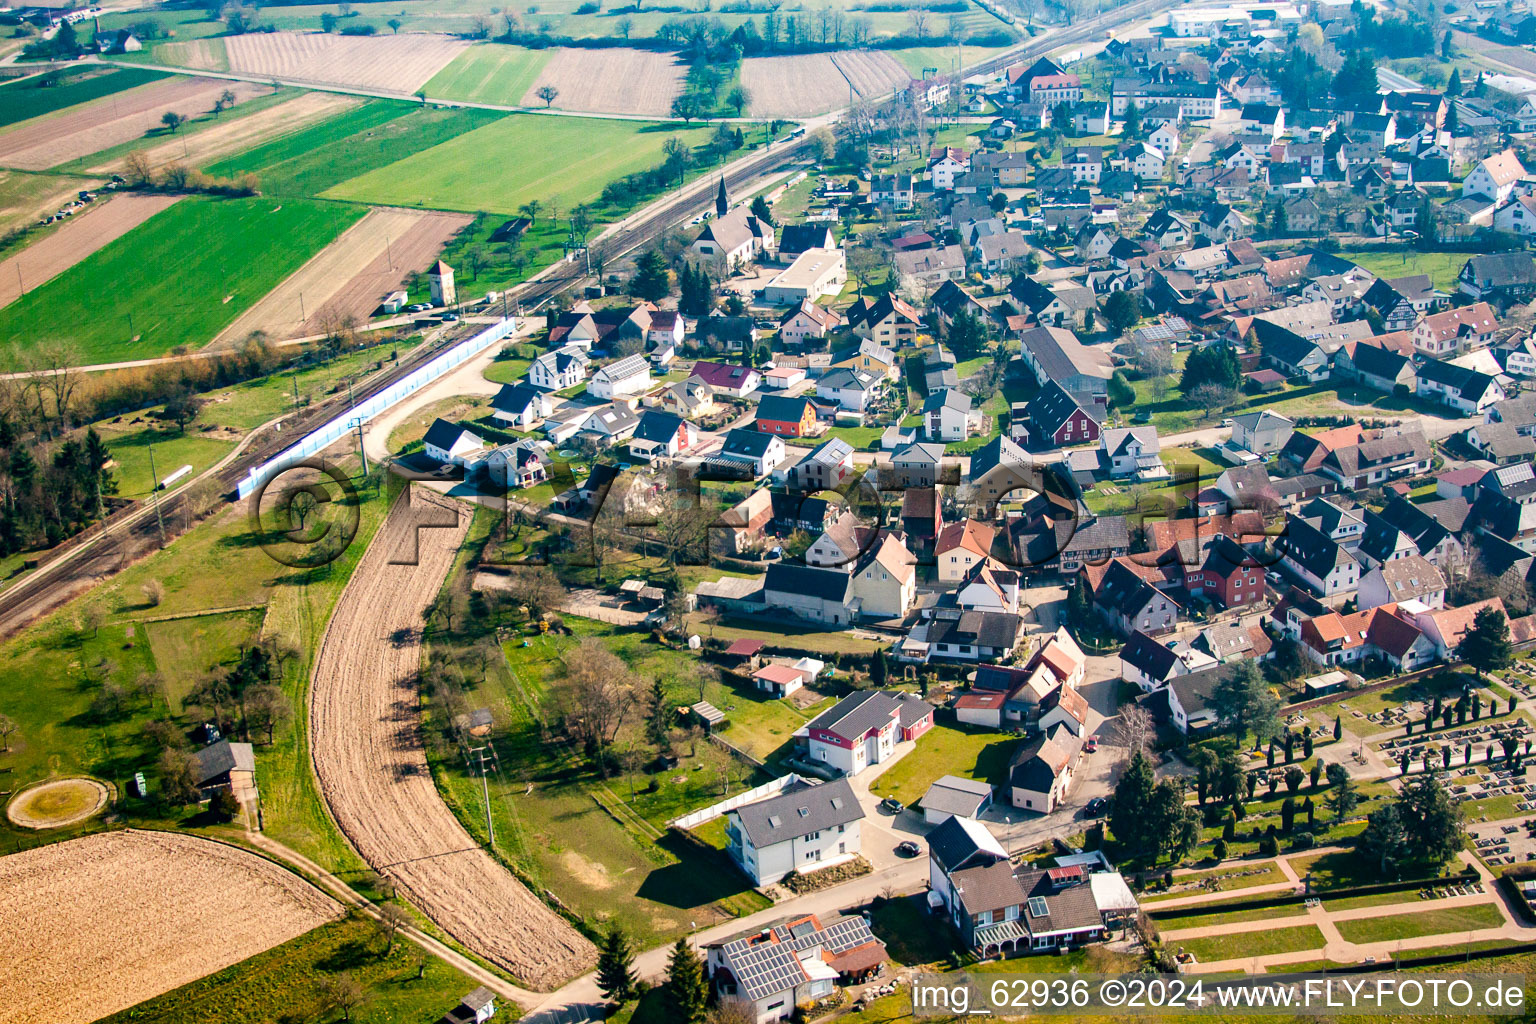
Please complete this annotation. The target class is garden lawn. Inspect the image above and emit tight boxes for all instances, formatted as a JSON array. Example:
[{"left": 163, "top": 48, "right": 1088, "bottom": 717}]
[
  {"left": 683, "top": 613, "right": 882, "bottom": 655},
  {"left": 96, "top": 916, "right": 479, "bottom": 1024},
  {"left": 1139, "top": 860, "right": 1287, "bottom": 902},
  {"left": 1339, "top": 249, "right": 1467, "bottom": 292},
  {"left": 0, "top": 196, "right": 364, "bottom": 361},
  {"left": 1334, "top": 903, "right": 1506, "bottom": 943},
  {"left": 143, "top": 608, "right": 266, "bottom": 712},
  {"left": 324, "top": 113, "right": 710, "bottom": 216},
  {"left": 206, "top": 101, "right": 504, "bottom": 197},
  {"left": 0, "top": 66, "right": 168, "bottom": 129},
  {"left": 868, "top": 722, "right": 1015, "bottom": 808},
  {"left": 423, "top": 43, "right": 552, "bottom": 105},
  {"left": 1175, "top": 923, "right": 1326, "bottom": 963},
  {"left": 1153, "top": 903, "right": 1309, "bottom": 932}
]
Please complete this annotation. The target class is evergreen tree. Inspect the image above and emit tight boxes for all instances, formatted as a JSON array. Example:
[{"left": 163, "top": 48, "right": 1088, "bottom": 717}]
[
  {"left": 750, "top": 195, "right": 775, "bottom": 225},
  {"left": 1333, "top": 715, "right": 1342, "bottom": 741},
  {"left": 1107, "top": 371, "right": 1135, "bottom": 411},
  {"left": 664, "top": 938, "right": 707, "bottom": 1024},
  {"left": 630, "top": 250, "right": 671, "bottom": 302},
  {"left": 1447, "top": 67, "right": 1463, "bottom": 96},
  {"left": 1458, "top": 606, "right": 1512, "bottom": 681},
  {"left": 1122, "top": 101, "right": 1142, "bottom": 137},
  {"left": 870, "top": 648, "right": 888, "bottom": 688},
  {"left": 1397, "top": 773, "right": 1465, "bottom": 865},
  {"left": 597, "top": 927, "right": 638, "bottom": 1004}
]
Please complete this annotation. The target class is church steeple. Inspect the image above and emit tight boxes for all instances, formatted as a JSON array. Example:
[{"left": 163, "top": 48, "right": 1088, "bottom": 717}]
[{"left": 715, "top": 177, "right": 729, "bottom": 218}]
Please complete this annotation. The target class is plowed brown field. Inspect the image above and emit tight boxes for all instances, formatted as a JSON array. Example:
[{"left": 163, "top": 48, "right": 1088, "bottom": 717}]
[
  {"left": 0, "top": 193, "right": 179, "bottom": 310},
  {"left": 0, "top": 78, "right": 269, "bottom": 171},
  {"left": 92, "top": 91, "right": 360, "bottom": 176},
  {"left": 309, "top": 491, "right": 595, "bottom": 986},
  {"left": 222, "top": 31, "right": 468, "bottom": 93},
  {"left": 0, "top": 829, "right": 339, "bottom": 1024},
  {"left": 521, "top": 47, "right": 685, "bottom": 117},
  {"left": 207, "top": 206, "right": 469, "bottom": 346},
  {"left": 741, "top": 50, "right": 907, "bottom": 117}
]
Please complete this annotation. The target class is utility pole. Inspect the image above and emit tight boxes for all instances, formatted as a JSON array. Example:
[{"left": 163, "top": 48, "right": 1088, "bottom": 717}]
[
  {"left": 350, "top": 415, "right": 369, "bottom": 476},
  {"left": 146, "top": 440, "right": 165, "bottom": 544},
  {"left": 469, "top": 745, "right": 495, "bottom": 848}
]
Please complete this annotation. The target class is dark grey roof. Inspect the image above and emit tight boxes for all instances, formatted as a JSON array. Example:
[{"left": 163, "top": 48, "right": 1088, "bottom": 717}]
[
  {"left": 926, "top": 813, "right": 1007, "bottom": 872},
  {"left": 490, "top": 382, "right": 544, "bottom": 415},
  {"left": 720, "top": 427, "right": 778, "bottom": 459},
  {"left": 632, "top": 410, "right": 686, "bottom": 444},
  {"left": 194, "top": 739, "right": 254, "bottom": 786},
  {"left": 806, "top": 689, "right": 932, "bottom": 742},
  {"left": 1168, "top": 665, "right": 1224, "bottom": 716},
  {"left": 1376, "top": 494, "right": 1459, "bottom": 555},
  {"left": 1092, "top": 560, "right": 1164, "bottom": 618},
  {"left": 1416, "top": 357, "right": 1499, "bottom": 401},
  {"left": 1278, "top": 514, "right": 1355, "bottom": 579},
  {"left": 423, "top": 417, "right": 470, "bottom": 453},
  {"left": 926, "top": 610, "right": 1022, "bottom": 650},
  {"left": 764, "top": 562, "right": 850, "bottom": 602},
  {"left": 1119, "top": 629, "right": 1182, "bottom": 681},
  {"left": 1348, "top": 340, "right": 1412, "bottom": 381},
  {"left": 712, "top": 915, "right": 881, "bottom": 1002},
  {"left": 756, "top": 394, "right": 813, "bottom": 424},
  {"left": 1008, "top": 724, "right": 1082, "bottom": 793},
  {"left": 732, "top": 777, "right": 863, "bottom": 848},
  {"left": 922, "top": 775, "right": 994, "bottom": 817}
]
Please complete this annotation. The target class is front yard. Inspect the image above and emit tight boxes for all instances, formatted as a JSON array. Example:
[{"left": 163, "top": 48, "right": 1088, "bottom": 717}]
[{"left": 868, "top": 721, "right": 1017, "bottom": 808}]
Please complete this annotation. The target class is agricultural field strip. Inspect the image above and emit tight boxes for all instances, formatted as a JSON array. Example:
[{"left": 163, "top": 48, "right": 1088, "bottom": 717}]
[
  {"left": 0, "top": 67, "right": 169, "bottom": 129},
  {"left": 0, "top": 829, "right": 340, "bottom": 1024},
  {"left": 741, "top": 51, "right": 908, "bottom": 118},
  {"left": 88, "top": 91, "right": 361, "bottom": 175},
  {"left": 0, "top": 193, "right": 180, "bottom": 310},
  {"left": 207, "top": 207, "right": 468, "bottom": 346},
  {"left": 520, "top": 47, "right": 686, "bottom": 118},
  {"left": 0, "top": 77, "right": 271, "bottom": 172},
  {"left": 308, "top": 492, "right": 595, "bottom": 985},
  {"left": 215, "top": 31, "right": 468, "bottom": 94},
  {"left": 0, "top": 169, "right": 105, "bottom": 235}
]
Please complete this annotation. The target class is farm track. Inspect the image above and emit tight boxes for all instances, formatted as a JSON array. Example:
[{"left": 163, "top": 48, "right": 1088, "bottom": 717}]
[
  {"left": 0, "top": 77, "right": 270, "bottom": 171},
  {"left": 0, "top": 0, "right": 1175, "bottom": 641},
  {"left": 0, "top": 829, "right": 340, "bottom": 1024},
  {"left": 308, "top": 489, "right": 596, "bottom": 986},
  {"left": 520, "top": 47, "right": 686, "bottom": 117},
  {"left": 0, "top": 193, "right": 179, "bottom": 310},
  {"left": 207, "top": 207, "right": 471, "bottom": 346}
]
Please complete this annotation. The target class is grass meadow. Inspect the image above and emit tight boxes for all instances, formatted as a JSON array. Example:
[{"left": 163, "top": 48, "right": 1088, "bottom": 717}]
[
  {"left": 205, "top": 101, "right": 505, "bottom": 197},
  {"left": 423, "top": 44, "right": 552, "bottom": 106},
  {"left": 0, "top": 196, "right": 363, "bottom": 361},
  {"left": 0, "top": 66, "right": 169, "bottom": 129},
  {"left": 323, "top": 114, "right": 711, "bottom": 215}
]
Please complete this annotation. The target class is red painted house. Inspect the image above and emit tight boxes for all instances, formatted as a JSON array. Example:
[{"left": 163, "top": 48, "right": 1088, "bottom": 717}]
[
  {"left": 1184, "top": 535, "right": 1265, "bottom": 609},
  {"left": 755, "top": 394, "right": 818, "bottom": 437},
  {"left": 1023, "top": 380, "right": 1102, "bottom": 448}
]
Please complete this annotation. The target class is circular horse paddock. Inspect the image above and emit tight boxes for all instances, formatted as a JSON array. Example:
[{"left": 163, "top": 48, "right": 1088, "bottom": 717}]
[{"left": 6, "top": 777, "right": 110, "bottom": 829}]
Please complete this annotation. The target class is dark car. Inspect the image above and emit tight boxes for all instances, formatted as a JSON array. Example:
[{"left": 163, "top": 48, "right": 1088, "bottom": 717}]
[
  {"left": 896, "top": 840, "right": 920, "bottom": 857},
  {"left": 1084, "top": 797, "right": 1108, "bottom": 817},
  {"left": 879, "top": 797, "right": 904, "bottom": 814}
]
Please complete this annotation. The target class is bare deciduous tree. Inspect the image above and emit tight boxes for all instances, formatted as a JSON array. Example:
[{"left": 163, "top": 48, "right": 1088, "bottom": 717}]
[
  {"left": 373, "top": 903, "right": 411, "bottom": 953},
  {"left": 0, "top": 712, "right": 17, "bottom": 752},
  {"left": 557, "top": 639, "right": 637, "bottom": 772},
  {"left": 317, "top": 972, "right": 369, "bottom": 1022}
]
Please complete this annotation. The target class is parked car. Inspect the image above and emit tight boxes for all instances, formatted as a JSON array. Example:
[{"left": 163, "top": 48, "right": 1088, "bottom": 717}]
[
  {"left": 896, "top": 840, "right": 920, "bottom": 857},
  {"left": 879, "top": 797, "right": 904, "bottom": 814},
  {"left": 441, "top": 313, "right": 460, "bottom": 322},
  {"left": 1084, "top": 734, "right": 1099, "bottom": 753},
  {"left": 1084, "top": 797, "right": 1107, "bottom": 817}
]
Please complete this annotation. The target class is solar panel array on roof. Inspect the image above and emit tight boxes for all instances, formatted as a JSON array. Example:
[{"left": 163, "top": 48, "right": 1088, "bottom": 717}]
[
  {"left": 1136, "top": 321, "right": 1178, "bottom": 343},
  {"left": 724, "top": 940, "right": 808, "bottom": 1001}
]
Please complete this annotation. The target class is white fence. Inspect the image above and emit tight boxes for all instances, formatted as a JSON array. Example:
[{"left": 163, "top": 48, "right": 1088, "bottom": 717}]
[
  {"left": 670, "top": 773, "right": 808, "bottom": 830},
  {"left": 235, "top": 317, "right": 520, "bottom": 498}
]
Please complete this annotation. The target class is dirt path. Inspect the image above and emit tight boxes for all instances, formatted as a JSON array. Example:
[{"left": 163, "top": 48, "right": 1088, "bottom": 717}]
[
  {"left": 308, "top": 489, "right": 595, "bottom": 986},
  {"left": 207, "top": 207, "right": 469, "bottom": 347},
  {"left": 0, "top": 77, "right": 270, "bottom": 171},
  {"left": 0, "top": 193, "right": 178, "bottom": 310},
  {"left": 89, "top": 91, "right": 360, "bottom": 176},
  {"left": 0, "top": 829, "right": 340, "bottom": 1024}
]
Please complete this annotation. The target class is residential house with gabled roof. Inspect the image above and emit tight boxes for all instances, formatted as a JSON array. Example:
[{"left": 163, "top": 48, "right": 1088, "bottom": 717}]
[
  {"left": 895, "top": 244, "right": 967, "bottom": 289},
  {"left": 756, "top": 395, "right": 817, "bottom": 437},
  {"left": 1336, "top": 340, "right": 1416, "bottom": 395},
  {"left": 691, "top": 360, "right": 761, "bottom": 396},
  {"left": 713, "top": 428, "right": 785, "bottom": 477},
  {"left": 850, "top": 533, "right": 917, "bottom": 619},
  {"left": 1298, "top": 603, "right": 1436, "bottom": 671},
  {"left": 1184, "top": 534, "right": 1265, "bottom": 609},
  {"left": 816, "top": 367, "right": 882, "bottom": 413},
  {"left": 1279, "top": 423, "right": 1363, "bottom": 473},
  {"left": 1359, "top": 554, "right": 1446, "bottom": 611},
  {"left": 777, "top": 223, "right": 838, "bottom": 258},
  {"left": 1015, "top": 325, "right": 1113, "bottom": 408},
  {"left": 628, "top": 410, "right": 697, "bottom": 461},
  {"left": 1373, "top": 494, "right": 1466, "bottom": 567},
  {"left": 917, "top": 609, "right": 1024, "bottom": 663},
  {"left": 1459, "top": 252, "right": 1536, "bottom": 303},
  {"left": 1091, "top": 558, "right": 1180, "bottom": 637},
  {"left": 1100, "top": 426, "right": 1168, "bottom": 481},
  {"left": 423, "top": 419, "right": 487, "bottom": 466},
  {"left": 1119, "top": 629, "right": 1215, "bottom": 691},
  {"left": 924, "top": 388, "right": 976, "bottom": 443},
  {"left": 1143, "top": 208, "right": 1194, "bottom": 248},
  {"left": 528, "top": 344, "right": 589, "bottom": 391},
  {"left": 779, "top": 299, "right": 842, "bottom": 347},
  {"left": 1416, "top": 358, "right": 1506, "bottom": 415},
  {"left": 1229, "top": 409, "right": 1293, "bottom": 454},
  {"left": 725, "top": 778, "right": 864, "bottom": 885},
  {"left": 1009, "top": 725, "right": 1084, "bottom": 814},
  {"left": 1197, "top": 201, "right": 1248, "bottom": 241},
  {"left": 830, "top": 337, "right": 899, "bottom": 380},
  {"left": 936, "top": 519, "right": 999, "bottom": 583},
  {"left": 1413, "top": 302, "right": 1497, "bottom": 357},
  {"left": 588, "top": 352, "right": 652, "bottom": 400},
  {"left": 1463, "top": 148, "right": 1526, "bottom": 202},
  {"left": 1276, "top": 514, "right": 1360, "bottom": 596},
  {"left": 798, "top": 690, "right": 934, "bottom": 775},
  {"left": 787, "top": 437, "right": 855, "bottom": 493},
  {"left": 1024, "top": 380, "right": 1102, "bottom": 448},
  {"left": 930, "top": 280, "right": 992, "bottom": 328},
  {"left": 1411, "top": 598, "right": 1511, "bottom": 659},
  {"left": 885, "top": 440, "right": 947, "bottom": 488},
  {"left": 845, "top": 294, "right": 923, "bottom": 346},
  {"left": 1008, "top": 278, "right": 1099, "bottom": 331},
  {"left": 489, "top": 382, "right": 551, "bottom": 430},
  {"left": 706, "top": 911, "right": 886, "bottom": 1022},
  {"left": 1318, "top": 430, "right": 1432, "bottom": 490},
  {"left": 1192, "top": 620, "right": 1272, "bottom": 663}
]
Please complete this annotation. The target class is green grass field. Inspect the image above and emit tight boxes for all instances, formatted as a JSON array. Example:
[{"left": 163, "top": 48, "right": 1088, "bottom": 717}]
[
  {"left": 1334, "top": 903, "right": 1506, "bottom": 944},
  {"left": 0, "top": 196, "right": 363, "bottom": 362},
  {"left": 95, "top": 424, "right": 235, "bottom": 500},
  {"left": 1175, "top": 923, "right": 1327, "bottom": 963},
  {"left": 143, "top": 608, "right": 266, "bottom": 712},
  {"left": 1153, "top": 903, "right": 1309, "bottom": 932},
  {"left": 206, "top": 101, "right": 505, "bottom": 197},
  {"left": 324, "top": 114, "right": 710, "bottom": 215},
  {"left": 0, "top": 66, "right": 169, "bottom": 129},
  {"left": 1341, "top": 249, "right": 1468, "bottom": 292},
  {"left": 868, "top": 722, "right": 1016, "bottom": 808},
  {"left": 423, "top": 43, "right": 552, "bottom": 105},
  {"left": 97, "top": 916, "right": 479, "bottom": 1024}
]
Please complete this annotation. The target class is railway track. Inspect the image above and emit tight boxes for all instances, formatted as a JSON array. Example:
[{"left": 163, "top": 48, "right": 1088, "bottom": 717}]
[{"left": 0, "top": 0, "right": 1176, "bottom": 638}]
